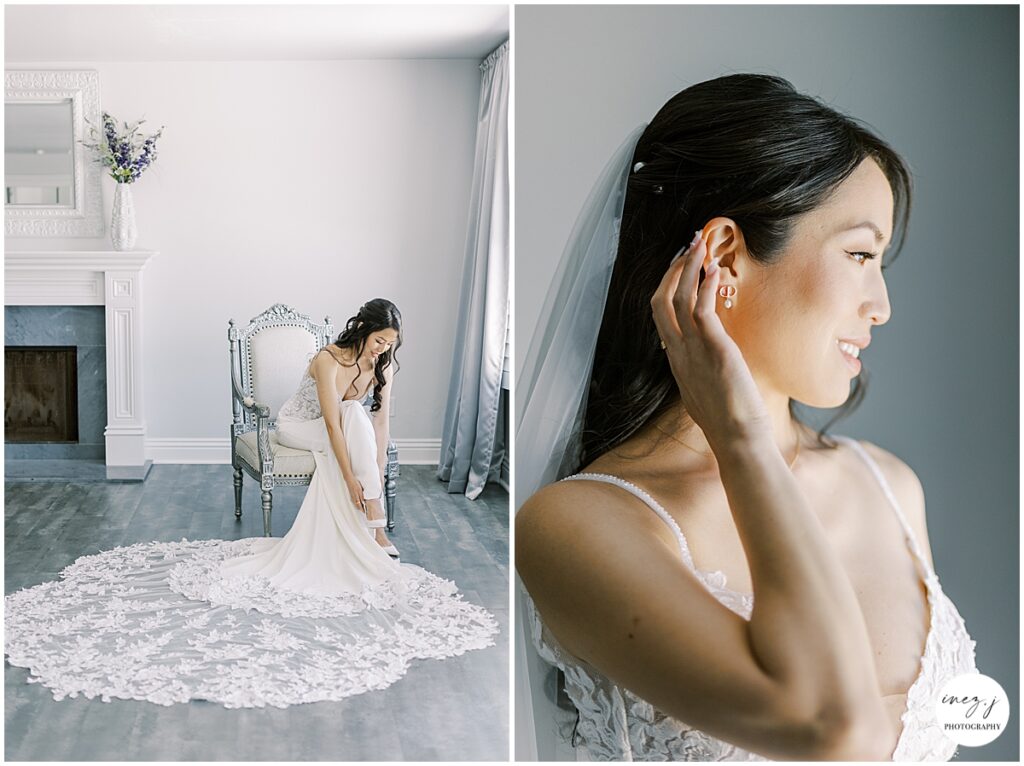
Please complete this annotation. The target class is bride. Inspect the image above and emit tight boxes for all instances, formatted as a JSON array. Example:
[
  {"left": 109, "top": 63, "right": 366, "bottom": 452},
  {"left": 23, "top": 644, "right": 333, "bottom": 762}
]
[
  {"left": 5, "top": 298, "right": 497, "bottom": 709},
  {"left": 516, "top": 74, "right": 978, "bottom": 761},
  {"left": 220, "top": 297, "right": 405, "bottom": 590}
]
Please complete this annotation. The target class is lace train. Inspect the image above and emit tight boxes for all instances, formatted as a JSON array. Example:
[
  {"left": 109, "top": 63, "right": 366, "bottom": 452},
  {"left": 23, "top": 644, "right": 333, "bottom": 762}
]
[{"left": 5, "top": 537, "right": 498, "bottom": 708}]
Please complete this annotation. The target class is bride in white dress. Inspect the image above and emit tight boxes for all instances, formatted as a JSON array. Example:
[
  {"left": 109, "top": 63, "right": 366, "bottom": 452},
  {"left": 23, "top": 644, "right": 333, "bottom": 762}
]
[
  {"left": 220, "top": 298, "right": 404, "bottom": 588},
  {"left": 5, "top": 298, "right": 497, "bottom": 708},
  {"left": 516, "top": 75, "right": 978, "bottom": 761}
]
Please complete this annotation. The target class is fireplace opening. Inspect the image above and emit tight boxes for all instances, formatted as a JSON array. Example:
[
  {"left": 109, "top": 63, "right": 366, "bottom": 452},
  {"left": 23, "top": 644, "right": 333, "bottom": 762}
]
[{"left": 5, "top": 346, "right": 79, "bottom": 443}]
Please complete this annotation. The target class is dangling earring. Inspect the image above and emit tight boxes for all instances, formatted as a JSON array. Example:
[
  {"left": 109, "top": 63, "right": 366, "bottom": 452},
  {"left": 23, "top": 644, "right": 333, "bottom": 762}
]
[{"left": 718, "top": 284, "right": 736, "bottom": 309}]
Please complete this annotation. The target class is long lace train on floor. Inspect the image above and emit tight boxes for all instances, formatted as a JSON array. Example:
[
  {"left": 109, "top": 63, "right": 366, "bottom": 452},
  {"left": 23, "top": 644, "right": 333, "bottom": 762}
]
[{"left": 4, "top": 537, "right": 498, "bottom": 708}]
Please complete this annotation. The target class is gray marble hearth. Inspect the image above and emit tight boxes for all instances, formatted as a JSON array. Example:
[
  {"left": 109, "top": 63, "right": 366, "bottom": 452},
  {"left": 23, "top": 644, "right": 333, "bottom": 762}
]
[{"left": 5, "top": 306, "right": 106, "bottom": 460}]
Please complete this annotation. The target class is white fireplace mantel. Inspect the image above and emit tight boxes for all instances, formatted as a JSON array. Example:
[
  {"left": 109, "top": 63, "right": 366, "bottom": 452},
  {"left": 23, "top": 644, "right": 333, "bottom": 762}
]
[{"left": 6, "top": 248, "right": 158, "bottom": 480}]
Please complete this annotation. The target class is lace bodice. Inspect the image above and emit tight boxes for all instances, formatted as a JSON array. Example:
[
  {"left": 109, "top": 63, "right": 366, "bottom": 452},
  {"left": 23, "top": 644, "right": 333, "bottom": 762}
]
[
  {"left": 526, "top": 435, "right": 979, "bottom": 761},
  {"left": 277, "top": 367, "right": 371, "bottom": 424},
  {"left": 276, "top": 371, "right": 326, "bottom": 423}
]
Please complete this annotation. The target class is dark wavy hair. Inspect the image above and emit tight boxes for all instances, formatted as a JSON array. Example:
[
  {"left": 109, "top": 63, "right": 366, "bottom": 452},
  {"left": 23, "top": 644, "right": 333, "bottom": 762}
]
[
  {"left": 333, "top": 298, "right": 402, "bottom": 412},
  {"left": 578, "top": 73, "right": 913, "bottom": 469}
]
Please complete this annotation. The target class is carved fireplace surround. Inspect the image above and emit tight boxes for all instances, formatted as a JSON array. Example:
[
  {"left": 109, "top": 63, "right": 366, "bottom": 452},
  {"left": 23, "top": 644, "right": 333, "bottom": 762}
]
[{"left": 5, "top": 247, "right": 158, "bottom": 480}]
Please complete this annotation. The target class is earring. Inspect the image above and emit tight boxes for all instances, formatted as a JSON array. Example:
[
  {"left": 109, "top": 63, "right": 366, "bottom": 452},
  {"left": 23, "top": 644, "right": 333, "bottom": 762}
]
[{"left": 718, "top": 284, "right": 736, "bottom": 309}]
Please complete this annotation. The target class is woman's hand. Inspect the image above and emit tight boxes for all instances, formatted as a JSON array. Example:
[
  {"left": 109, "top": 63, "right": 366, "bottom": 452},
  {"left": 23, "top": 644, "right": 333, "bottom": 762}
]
[
  {"left": 344, "top": 473, "right": 366, "bottom": 514},
  {"left": 650, "top": 230, "right": 773, "bottom": 448}
]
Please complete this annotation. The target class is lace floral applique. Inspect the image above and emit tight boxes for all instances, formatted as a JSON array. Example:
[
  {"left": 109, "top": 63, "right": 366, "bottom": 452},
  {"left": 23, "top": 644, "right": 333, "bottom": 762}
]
[
  {"left": 276, "top": 371, "right": 322, "bottom": 423},
  {"left": 5, "top": 539, "right": 498, "bottom": 708}
]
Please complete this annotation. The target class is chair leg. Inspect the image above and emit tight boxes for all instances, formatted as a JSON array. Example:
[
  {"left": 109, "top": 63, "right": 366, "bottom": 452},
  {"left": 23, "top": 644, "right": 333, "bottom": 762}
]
[
  {"left": 233, "top": 466, "right": 243, "bottom": 518},
  {"left": 386, "top": 442, "right": 399, "bottom": 532},
  {"left": 261, "top": 490, "right": 272, "bottom": 537},
  {"left": 385, "top": 463, "right": 397, "bottom": 532}
]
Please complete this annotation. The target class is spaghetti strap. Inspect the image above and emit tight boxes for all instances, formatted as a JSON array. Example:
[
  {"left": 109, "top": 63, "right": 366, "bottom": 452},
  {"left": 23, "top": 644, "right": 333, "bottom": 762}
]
[
  {"left": 323, "top": 346, "right": 347, "bottom": 367},
  {"left": 832, "top": 435, "right": 935, "bottom": 579},
  {"left": 561, "top": 473, "right": 696, "bottom": 571}
]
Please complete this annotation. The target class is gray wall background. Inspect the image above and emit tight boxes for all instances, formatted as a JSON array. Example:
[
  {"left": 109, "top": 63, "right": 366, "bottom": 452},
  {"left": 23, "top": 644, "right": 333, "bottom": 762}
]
[{"left": 515, "top": 5, "right": 1018, "bottom": 761}]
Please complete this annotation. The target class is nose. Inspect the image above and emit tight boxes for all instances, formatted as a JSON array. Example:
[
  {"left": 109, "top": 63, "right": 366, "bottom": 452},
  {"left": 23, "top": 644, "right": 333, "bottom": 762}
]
[{"left": 862, "top": 268, "right": 891, "bottom": 326}]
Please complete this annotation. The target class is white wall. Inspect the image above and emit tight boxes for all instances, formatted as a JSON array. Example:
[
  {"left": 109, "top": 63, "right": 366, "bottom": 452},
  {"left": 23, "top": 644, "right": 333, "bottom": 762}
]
[{"left": 6, "top": 59, "right": 482, "bottom": 460}]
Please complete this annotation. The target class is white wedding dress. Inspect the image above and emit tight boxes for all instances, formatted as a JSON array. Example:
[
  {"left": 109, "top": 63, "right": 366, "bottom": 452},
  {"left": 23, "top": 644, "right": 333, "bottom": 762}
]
[
  {"left": 5, "top": 371, "right": 498, "bottom": 708},
  {"left": 526, "top": 436, "right": 978, "bottom": 761}
]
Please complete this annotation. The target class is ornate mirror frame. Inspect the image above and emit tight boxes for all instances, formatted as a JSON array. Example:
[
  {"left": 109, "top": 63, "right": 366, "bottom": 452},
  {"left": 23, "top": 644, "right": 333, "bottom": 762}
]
[{"left": 5, "top": 70, "right": 104, "bottom": 237}]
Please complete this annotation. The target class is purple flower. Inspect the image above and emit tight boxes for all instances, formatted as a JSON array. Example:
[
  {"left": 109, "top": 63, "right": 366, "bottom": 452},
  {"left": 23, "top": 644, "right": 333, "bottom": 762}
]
[{"left": 84, "top": 112, "right": 165, "bottom": 184}]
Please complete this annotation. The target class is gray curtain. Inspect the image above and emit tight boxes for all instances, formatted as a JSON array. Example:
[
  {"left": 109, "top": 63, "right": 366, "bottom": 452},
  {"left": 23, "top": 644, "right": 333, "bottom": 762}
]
[{"left": 437, "top": 41, "right": 509, "bottom": 499}]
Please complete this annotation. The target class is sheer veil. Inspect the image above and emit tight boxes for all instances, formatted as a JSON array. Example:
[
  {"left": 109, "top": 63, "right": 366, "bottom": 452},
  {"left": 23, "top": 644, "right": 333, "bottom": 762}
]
[{"left": 514, "top": 124, "right": 646, "bottom": 759}]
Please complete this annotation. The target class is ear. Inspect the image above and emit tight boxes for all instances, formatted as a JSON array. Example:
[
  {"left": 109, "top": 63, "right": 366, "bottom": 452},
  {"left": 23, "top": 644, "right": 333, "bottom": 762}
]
[{"left": 701, "top": 217, "right": 751, "bottom": 279}]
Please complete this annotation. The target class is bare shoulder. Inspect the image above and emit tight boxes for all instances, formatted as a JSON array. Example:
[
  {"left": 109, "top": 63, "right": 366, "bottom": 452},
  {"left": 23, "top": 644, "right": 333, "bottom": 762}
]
[
  {"left": 311, "top": 346, "right": 338, "bottom": 369},
  {"left": 852, "top": 439, "right": 934, "bottom": 570},
  {"left": 311, "top": 346, "right": 353, "bottom": 382},
  {"left": 518, "top": 478, "right": 653, "bottom": 540},
  {"left": 309, "top": 348, "right": 331, "bottom": 380},
  {"left": 516, "top": 478, "right": 679, "bottom": 571}
]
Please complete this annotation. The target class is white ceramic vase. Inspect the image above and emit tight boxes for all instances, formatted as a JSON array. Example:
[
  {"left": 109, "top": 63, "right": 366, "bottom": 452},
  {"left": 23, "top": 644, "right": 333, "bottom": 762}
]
[{"left": 111, "top": 183, "right": 137, "bottom": 251}]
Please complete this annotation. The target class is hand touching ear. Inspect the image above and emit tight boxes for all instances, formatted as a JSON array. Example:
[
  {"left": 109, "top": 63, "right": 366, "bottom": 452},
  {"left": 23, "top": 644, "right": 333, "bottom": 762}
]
[{"left": 650, "top": 230, "right": 772, "bottom": 446}]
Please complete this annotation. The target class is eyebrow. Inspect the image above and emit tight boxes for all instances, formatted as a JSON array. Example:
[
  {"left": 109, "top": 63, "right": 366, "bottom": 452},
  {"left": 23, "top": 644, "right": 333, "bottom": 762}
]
[{"left": 838, "top": 221, "right": 887, "bottom": 244}]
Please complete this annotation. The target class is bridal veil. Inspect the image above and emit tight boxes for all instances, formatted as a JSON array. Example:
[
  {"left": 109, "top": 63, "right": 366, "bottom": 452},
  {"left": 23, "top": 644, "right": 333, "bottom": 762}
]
[{"left": 515, "top": 124, "right": 646, "bottom": 759}]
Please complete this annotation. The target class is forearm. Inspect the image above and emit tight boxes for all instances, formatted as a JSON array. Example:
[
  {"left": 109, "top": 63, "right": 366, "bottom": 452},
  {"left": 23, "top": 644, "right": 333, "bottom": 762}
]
[
  {"left": 711, "top": 434, "right": 891, "bottom": 730},
  {"left": 372, "top": 415, "right": 388, "bottom": 472}
]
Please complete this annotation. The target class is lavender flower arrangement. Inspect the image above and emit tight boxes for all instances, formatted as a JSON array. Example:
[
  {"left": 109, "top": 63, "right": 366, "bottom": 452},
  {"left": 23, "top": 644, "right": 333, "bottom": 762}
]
[{"left": 82, "top": 112, "right": 165, "bottom": 184}]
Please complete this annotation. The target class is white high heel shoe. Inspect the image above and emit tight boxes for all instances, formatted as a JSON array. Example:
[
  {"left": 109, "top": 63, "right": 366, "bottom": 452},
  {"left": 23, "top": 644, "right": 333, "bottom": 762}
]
[{"left": 365, "top": 516, "right": 400, "bottom": 559}]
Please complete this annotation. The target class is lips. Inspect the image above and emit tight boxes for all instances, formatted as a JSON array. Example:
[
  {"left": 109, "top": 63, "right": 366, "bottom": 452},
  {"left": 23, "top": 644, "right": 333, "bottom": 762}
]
[{"left": 837, "top": 336, "right": 871, "bottom": 350}]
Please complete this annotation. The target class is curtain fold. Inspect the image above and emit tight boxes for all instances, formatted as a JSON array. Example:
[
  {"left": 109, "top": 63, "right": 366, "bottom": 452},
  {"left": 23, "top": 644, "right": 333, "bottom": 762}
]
[{"left": 437, "top": 41, "right": 510, "bottom": 500}]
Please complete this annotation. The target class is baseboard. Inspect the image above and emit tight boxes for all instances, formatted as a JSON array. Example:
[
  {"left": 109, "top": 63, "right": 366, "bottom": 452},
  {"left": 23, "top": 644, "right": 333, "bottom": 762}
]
[
  {"left": 145, "top": 437, "right": 442, "bottom": 465},
  {"left": 391, "top": 438, "right": 442, "bottom": 465},
  {"left": 146, "top": 438, "right": 229, "bottom": 464}
]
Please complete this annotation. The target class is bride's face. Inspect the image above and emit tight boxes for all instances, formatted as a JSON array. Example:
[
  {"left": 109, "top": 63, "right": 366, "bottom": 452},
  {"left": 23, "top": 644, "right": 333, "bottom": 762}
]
[
  {"left": 712, "top": 157, "right": 894, "bottom": 408},
  {"left": 362, "top": 328, "right": 399, "bottom": 361}
]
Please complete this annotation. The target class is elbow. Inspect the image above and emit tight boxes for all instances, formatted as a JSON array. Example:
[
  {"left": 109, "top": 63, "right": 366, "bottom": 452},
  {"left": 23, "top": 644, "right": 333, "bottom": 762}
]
[{"left": 809, "top": 705, "right": 895, "bottom": 761}]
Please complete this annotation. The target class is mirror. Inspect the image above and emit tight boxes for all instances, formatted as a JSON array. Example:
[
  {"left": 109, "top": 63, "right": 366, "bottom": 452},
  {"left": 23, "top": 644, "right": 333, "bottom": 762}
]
[
  {"left": 6, "top": 101, "right": 76, "bottom": 206},
  {"left": 4, "top": 70, "right": 103, "bottom": 237}
]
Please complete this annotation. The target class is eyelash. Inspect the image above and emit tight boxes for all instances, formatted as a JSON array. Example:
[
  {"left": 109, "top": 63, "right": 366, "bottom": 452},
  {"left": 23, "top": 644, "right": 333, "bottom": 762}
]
[{"left": 848, "top": 251, "right": 879, "bottom": 265}]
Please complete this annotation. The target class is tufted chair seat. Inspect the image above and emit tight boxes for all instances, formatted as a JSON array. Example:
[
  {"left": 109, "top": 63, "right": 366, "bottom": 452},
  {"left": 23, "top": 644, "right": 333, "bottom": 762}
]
[{"left": 234, "top": 431, "right": 316, "bottom": 478}]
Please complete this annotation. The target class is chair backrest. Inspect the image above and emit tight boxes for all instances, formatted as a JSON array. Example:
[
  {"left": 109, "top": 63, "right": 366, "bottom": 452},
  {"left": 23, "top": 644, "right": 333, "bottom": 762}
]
[{"left": 229, "top": 303, "right": 334, "bottom": 427}]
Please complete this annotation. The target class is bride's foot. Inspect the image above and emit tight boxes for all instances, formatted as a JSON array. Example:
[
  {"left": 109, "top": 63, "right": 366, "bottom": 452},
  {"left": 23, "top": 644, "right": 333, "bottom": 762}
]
[{"left": 364, "top": 498, "right": 398, "bottom": 556}]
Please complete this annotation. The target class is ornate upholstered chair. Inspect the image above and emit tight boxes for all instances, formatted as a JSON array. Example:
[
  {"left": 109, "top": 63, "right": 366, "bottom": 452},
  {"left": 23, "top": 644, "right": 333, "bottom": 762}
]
[{"left": 228, "top": 303, "right": 399, "bottom": 536}]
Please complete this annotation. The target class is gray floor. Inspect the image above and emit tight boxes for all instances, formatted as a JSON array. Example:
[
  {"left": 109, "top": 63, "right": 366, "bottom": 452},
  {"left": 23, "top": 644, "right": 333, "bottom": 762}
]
[
  {"left": 4, "top": 459, "right": 111, "bottom": 481},
  {"left": 5, "top": 464, "right": 509, "bottom": 761}
]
